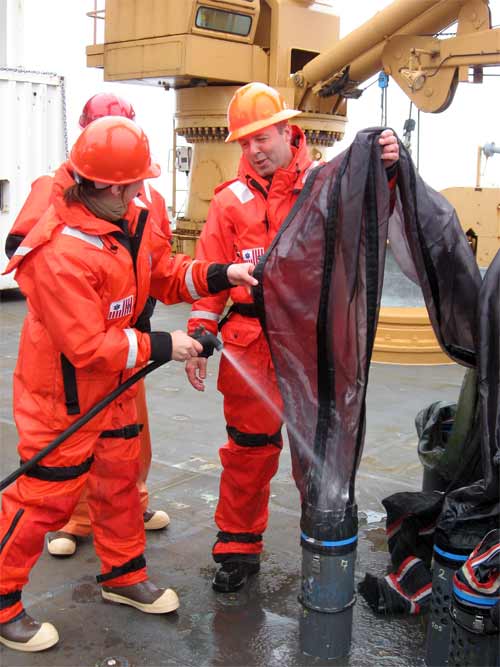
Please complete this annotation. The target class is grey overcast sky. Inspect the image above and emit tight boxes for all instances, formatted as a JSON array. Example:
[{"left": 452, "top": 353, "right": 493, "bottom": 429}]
[{"left": 18, "top": 0, "right": 500, "bottom": 201}]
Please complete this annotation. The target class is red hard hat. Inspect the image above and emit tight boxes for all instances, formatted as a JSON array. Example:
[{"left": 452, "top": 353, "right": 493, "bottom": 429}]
[
  {"left": 226, "top": 82, "right": 301, "bottom": 143},
  {"left": 79, "top": 92, "right": 136, "bottom": 129},
  {"left": 69, "top": 117, "right": 160, "bottom": 185}
]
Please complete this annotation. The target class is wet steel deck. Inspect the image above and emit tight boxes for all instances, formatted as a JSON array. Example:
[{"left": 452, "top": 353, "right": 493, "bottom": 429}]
[{"left": 0, "top": 294, "right": 465, "bottom": 667}]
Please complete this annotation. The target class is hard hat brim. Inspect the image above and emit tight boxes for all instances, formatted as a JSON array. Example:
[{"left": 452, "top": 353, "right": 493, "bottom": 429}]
[
  {"left": 145, "top": 161, "right": 161, "bottom": 180},
  {"left": 226, "top": 109, "right": 302, "bottom": 143},
  {"left": 69, "top": 160, "right": 161, "bottom": 185}
]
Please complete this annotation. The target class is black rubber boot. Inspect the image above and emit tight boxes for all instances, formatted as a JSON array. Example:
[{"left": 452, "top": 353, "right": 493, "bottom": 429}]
[{"left": 212, "top": 559, "right": 260, "bottom": 593}]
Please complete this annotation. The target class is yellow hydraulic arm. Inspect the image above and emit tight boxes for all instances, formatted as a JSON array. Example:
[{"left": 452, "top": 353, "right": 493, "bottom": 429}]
[{"left": 292, "top": 0, "right": 500, "bottom": 113}]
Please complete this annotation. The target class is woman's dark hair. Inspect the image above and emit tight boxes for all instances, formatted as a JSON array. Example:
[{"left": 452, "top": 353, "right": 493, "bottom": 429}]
[{"left": 63, "top": 177, "right": 105, "bottom": 204}]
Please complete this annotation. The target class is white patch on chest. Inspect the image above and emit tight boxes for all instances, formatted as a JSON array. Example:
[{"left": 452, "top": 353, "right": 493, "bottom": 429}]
[
  {"left": 241, "top": 247, "right": 265, "bottom": 264},
  {"left": 108, "top": 295, "right": 134, "bottom": 320}
]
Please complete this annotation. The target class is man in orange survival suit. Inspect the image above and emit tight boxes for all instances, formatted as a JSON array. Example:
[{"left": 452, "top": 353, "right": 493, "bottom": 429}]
[
  {"left": 0, "top": 116, "right": 256, "bottom": 652},
  {"left": 5, "top": 92, "right": 172, "bottom": 557},
  {"left": 185, "top": 82, "right": 400, "bottom": 593}
]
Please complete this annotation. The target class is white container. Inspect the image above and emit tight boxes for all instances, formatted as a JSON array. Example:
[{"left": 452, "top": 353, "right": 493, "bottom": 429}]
[{"left": 0, "top": 67, "right": 66, "bottom": 289}]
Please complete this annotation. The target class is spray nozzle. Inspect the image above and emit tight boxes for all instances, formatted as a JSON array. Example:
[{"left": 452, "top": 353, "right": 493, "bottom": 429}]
[{"left": 191, "top": 326, "right": 223, "bottom": 358}]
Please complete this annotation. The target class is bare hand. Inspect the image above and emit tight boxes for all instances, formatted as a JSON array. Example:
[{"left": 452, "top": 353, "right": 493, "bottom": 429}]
[
  {"left": 171, "top": 330, "right": 203, "bottom": 362},
  {"left": 379, "top": 129, "right": 399, "bottom": 168},
  {"left": 185, "top": 356, "right": 208, "bottom": 391},
  {"left": 227, "top": 262, "right": 258, "bottom": 288}
]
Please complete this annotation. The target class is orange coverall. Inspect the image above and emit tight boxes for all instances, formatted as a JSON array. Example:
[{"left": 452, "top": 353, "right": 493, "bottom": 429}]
[
  {"left": 0, "top": 163, "right": 215, "bottom": 623},
  {"left": 188, "top": 126, "right": 316, "bottom": 560},
  {"left": 5, "top": 173, "right": 172, "bottom": 536}
]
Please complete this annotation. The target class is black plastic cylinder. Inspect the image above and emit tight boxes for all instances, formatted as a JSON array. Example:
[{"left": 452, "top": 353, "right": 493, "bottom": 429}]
[
  {"left": 425, "top": 545, "right": 470, "bottom": 667},
  {"left": 298, "top": 536, "right": 357, "bottom": 660},
  {"left": 448, "top": 595, "right": 499, "bottom": 666}
]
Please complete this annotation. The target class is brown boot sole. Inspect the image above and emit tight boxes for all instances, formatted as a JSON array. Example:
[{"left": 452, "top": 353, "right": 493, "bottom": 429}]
[
  {"left": 0, "top": 623, "right": 59, "bottom": 652},
  {"left": 101, "top": 588, "right": 179, "bottom": 614}
]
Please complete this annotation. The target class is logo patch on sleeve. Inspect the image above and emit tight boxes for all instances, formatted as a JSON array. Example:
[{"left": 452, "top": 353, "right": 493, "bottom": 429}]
[
  {"left": 241, "top": 247, "right": 265, "bottom": 264},
  {"left": 108, "top": 295, "right": 134, "bottom": 320}
]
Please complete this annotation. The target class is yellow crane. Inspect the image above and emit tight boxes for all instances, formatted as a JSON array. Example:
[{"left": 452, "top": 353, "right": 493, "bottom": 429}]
[{"left": 86, "top": 0, "right": 500, "bottom": 363}]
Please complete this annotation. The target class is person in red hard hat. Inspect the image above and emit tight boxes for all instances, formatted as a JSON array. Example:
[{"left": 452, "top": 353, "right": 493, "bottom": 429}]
[
  {"left": 5, "top": 92, "right": 173, "bottom": 560},
  {"left": 0, "top": 116, "right": 257, "bottom": 652},
  {"left": 78, "top": 92, "right": 136, "bottom": 127},
  {"left": 6, "top": 92, "right": 171, "bottom": 255},
  {"left": 185, "top": 81, "right": 400, "bottom": 594}
]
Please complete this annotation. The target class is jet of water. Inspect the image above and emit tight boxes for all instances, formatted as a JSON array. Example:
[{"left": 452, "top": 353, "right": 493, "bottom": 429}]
[{"left": 220, "top": 347, "right": 319, "bottom": 467}]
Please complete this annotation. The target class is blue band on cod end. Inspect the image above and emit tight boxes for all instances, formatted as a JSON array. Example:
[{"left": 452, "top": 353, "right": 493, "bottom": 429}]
[
  {"left": 301, "top": 532, "right": 358, "bottom": 548},
  {"left": 434, "top": 545, "right": 469, "bottom": 562}
]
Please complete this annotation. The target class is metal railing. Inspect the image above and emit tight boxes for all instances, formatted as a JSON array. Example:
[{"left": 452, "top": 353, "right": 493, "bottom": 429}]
[{"left": 86, "top": 0, "right": 105, "bottom": 46}]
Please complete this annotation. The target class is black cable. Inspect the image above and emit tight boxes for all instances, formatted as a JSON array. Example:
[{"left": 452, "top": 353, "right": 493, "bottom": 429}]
[
  {"left": 379, "top": 79, "right": 388, "bottom": 126},
  {"left": 360, "top": 76, "right": 379, "bottom": 92}
]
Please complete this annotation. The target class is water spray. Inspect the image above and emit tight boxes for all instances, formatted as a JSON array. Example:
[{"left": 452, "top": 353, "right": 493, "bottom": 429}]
[
  {"left": 195, "top": 322, "right": 358, "bottom": 660},
  {"left": 214, "top": 327, "right": 358, "bottom": 660}
]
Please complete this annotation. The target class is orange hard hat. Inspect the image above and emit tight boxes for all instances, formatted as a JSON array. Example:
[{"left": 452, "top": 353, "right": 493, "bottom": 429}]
[
  {"left": 226, "top": 82, "right": 301, "bottom": 143},
  {"left": 69, "top": 117, "right": 160, "bottom": 185},
  {"left": 79, "top": 92, "right": 136, "bottom": 129}
]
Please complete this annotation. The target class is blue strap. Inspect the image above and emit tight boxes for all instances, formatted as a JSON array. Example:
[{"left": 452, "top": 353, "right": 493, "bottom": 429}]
[
  {"left": 301, "top": 532, "right": 358, "bottom": 548},
  {"left": 453, "top": 584, "right": 499, "bottom": 607},
  {"left": 434, "top": 545, "right": 469, "bottom": 562}
]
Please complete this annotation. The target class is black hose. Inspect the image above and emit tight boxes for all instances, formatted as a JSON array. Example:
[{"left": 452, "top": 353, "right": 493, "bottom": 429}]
[
  {"left": 0, "top": 359, "right": 165, "bottom": 492},
  {"left": 0, "top": 327, "right": 222, "bottom": 492}
]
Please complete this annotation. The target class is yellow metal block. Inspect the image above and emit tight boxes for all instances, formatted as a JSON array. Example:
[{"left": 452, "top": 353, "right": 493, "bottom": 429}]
[
  {"left": 103, "top": 34, "right": 268, "bottom": 84},
  {"left": 373, "top": 307, "right": 453, "bottom": 365},
  {"left": 104, "top": 37, "right": 184, "bottom": 81},
  {"left": 441, "top": 187, "right": 500, "bottom": 268},
  {"left": 86, "top": 44, "right": 104, "bottom": 69},
  {"left": 104, "top": 0, "right": 195, "bottom": 43}
]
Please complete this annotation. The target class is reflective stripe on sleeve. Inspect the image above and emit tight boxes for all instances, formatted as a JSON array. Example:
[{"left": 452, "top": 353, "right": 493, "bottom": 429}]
[
  {"left": 13, "top": 246, "right": 32, "bottom": 257},
  {"left": 190, "top": 310, "right": 220, "bottom": 322},
  {"left": 185, "top": 261, "right": 201, "bottom": 300},
  {"left": 124, "top": 328, "right": 138, "bottom": 369}
]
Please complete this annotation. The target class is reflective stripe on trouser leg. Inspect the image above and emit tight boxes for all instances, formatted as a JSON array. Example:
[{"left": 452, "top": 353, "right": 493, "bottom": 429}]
[
  {"left": 214, "top": 336, "right": 283, "bottom": 559},
  {"left": 88, "top": 399, "right": 147, "bottom": 588}
]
